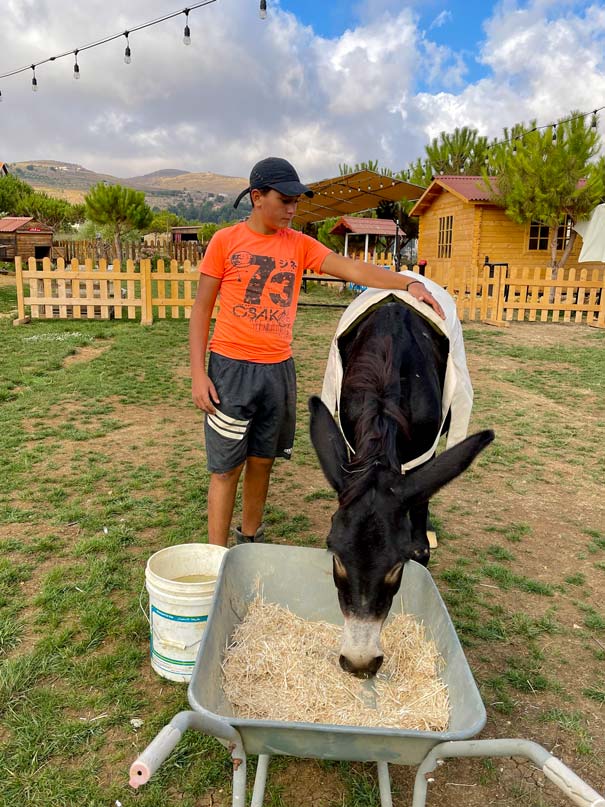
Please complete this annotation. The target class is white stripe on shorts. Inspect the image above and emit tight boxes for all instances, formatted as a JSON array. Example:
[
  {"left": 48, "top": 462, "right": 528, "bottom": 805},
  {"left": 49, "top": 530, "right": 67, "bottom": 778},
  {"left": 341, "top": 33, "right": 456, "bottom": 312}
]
[
  {"left": 208, "top": 409, "right": 249, "bottom": 441},
  {"left": 212, "top": 409, "right": 249, "bottom": 429}
]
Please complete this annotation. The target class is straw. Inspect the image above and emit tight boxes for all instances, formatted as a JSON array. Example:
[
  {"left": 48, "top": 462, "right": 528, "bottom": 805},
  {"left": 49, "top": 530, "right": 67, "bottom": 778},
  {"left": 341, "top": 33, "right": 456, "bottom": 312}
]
[{"left": 222, "top": 596, "right": 449, "bottom": 731}]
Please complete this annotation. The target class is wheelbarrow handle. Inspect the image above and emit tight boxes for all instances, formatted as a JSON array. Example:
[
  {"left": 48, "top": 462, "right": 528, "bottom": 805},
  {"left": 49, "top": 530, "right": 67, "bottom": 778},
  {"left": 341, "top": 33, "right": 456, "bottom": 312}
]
[
  {"left": 129, "top": 710, "right": 243, "bottom": 789},
  {"left": 543, "top": 756, "right": 605, "bottom": 807},
  {"left": 129, "top": 723, "right": 183, "bottom": 788},
  {"left": 413, "top": 739, "right": 604, "bottom": 807}
]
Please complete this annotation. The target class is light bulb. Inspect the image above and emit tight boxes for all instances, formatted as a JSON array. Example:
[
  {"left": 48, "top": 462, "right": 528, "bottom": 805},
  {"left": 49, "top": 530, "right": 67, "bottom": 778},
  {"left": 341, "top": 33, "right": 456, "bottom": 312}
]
[
  {"left": 183, "top": 24, "right": 191, "bottom": 45},
  {"left": 73, "top": 63, "right": 80, "bottom": 80},
  {"left": 32, "top": 76, "right": 38, "bottom": 92},
  {"left": 259, "top": 0, "right": 267, "bottom": 19},
  {"left": 124, "top": 46, "right": 131, "bottom": 64}
]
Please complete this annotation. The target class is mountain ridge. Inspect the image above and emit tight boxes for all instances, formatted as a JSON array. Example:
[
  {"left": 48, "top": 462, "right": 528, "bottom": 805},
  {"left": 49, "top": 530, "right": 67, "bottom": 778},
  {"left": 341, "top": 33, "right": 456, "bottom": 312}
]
[{"left": 7, "top": 160, "right": 247, "bottom": 208}]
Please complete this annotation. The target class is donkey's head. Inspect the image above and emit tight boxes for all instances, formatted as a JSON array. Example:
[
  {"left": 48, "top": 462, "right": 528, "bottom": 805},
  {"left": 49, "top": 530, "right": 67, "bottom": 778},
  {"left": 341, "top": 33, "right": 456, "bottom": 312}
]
[{"left": 309, "top": 396, "right": 494, "bottom": 677}]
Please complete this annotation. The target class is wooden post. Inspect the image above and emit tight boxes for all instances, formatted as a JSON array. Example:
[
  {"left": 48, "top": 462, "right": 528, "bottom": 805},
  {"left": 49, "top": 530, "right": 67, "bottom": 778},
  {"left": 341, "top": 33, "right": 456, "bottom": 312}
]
[
  {"left": 140, "top": 258, "right": 153, "bottom": 325},
  {"left": 13, "top": 256, "right": 30, "bottom": 325}
]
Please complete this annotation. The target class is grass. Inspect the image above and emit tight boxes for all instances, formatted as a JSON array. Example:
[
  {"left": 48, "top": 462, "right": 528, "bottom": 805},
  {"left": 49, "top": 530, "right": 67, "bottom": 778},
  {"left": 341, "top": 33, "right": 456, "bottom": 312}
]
[{"left": 0, "top": 290, "right": 604, "bottom": 805}]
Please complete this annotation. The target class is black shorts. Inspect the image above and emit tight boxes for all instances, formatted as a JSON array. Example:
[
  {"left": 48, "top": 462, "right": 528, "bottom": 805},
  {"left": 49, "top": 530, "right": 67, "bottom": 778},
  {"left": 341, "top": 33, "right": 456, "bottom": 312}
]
[{"left": 204, "top": 352, "right": 297, "bottom": 473}]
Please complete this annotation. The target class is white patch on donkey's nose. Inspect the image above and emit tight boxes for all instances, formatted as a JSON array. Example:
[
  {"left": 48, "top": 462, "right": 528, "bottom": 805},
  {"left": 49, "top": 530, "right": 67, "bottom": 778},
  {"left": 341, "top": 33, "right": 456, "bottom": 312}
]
[{"left": 340, "top": 615, "right": 384, "bottom": 672}]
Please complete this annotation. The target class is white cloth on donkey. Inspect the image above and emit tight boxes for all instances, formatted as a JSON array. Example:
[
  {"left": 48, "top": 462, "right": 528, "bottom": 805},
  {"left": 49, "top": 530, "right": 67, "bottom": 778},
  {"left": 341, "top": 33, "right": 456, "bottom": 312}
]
[{"left": 320, "top": 271, "right": 474, "bottom": 473}]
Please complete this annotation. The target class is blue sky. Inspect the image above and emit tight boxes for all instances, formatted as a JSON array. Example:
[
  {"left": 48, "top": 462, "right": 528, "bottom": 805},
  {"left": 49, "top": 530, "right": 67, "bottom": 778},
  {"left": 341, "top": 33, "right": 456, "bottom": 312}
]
[
  {"left": 279, "top": 0, "right": 493, "bottom": 87},
  {"left": 1, "top": 0, "right": 604, "bottom": 179}
]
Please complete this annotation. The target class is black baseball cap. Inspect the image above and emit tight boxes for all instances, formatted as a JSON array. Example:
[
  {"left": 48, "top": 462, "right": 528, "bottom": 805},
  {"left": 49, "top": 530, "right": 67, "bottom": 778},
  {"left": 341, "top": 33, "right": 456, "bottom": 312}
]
[{"left": 233, "top": 157, "right": 314, "bottom": 208}]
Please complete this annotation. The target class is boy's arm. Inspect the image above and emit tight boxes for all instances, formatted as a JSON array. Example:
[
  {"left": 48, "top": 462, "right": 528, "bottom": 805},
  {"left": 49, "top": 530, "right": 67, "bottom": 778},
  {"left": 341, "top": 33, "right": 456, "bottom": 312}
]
[
  {"left": 189, "top": 274, "right": 222, "bottom": 413},
  {"left": 320, "top": 252, "right": 445, "bottom": 319}
]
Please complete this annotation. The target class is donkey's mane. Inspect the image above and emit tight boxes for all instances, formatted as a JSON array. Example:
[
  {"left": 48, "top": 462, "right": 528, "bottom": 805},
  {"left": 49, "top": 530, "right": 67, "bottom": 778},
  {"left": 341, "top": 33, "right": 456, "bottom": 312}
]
[{"left": 339, "top": 334, "right": 410, "bottom": 508}]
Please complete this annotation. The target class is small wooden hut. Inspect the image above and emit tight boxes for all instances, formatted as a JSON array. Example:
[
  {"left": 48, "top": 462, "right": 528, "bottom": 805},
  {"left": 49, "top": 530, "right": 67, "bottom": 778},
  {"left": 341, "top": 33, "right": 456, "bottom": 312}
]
[
  {"left": 171, "top": 225, "right": 200, "bottom": 243},
  {"left": 0, "top": 217, "right": 54, "bottom": 260},
  {"left": 329, "top": 216, "right": 398, "bottom": 261}
]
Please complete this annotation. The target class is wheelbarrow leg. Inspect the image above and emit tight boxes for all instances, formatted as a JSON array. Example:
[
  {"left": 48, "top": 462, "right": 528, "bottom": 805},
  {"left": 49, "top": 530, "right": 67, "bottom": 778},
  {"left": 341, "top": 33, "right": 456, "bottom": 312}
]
[
  {"left": 377, "top": 761, "right": 393, "bottom": 807},
  {"left": 250, "top": 754, "right": 271, "bottom": 807},
  {"left": 231, "top": 751, "right": 247, "bottom": 807}
]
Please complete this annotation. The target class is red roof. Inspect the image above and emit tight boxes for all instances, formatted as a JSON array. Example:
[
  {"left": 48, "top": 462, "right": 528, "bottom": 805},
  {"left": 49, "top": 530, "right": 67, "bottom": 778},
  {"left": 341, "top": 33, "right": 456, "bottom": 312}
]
[
  {"left": 329, "top": 216, "right": 398, "bottom": 236},
  {"left": 0, "top": 216, "right": 52, "bottom": 232},
  {"left": 410, "top": 176, "right": 498, "bottom": 216},
  {"left": 436, "top": 175, "right": 496, "bottom": 201}
]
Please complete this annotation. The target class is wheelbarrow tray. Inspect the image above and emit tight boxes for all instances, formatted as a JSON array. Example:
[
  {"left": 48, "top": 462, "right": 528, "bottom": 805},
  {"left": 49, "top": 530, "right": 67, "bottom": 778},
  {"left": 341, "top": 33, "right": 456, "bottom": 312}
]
[{"left": 188, "top": 544, "right": 486, "bottom": 767}]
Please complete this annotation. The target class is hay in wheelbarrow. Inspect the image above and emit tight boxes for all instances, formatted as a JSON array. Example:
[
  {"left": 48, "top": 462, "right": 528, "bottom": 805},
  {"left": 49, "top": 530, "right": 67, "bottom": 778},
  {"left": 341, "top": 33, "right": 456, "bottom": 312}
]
[{"left": 222, "top": 594, "right": 449, "bottom": 731}]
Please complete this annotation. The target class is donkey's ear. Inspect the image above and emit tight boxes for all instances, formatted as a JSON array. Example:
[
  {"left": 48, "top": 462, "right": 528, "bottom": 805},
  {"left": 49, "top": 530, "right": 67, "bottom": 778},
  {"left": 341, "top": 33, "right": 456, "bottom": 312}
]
[
  {"left": 308, "top": 396, "right": 349, "bottom": 494},
  {"left": 398, "top": 429, "right": 495, "bottom": 507}
]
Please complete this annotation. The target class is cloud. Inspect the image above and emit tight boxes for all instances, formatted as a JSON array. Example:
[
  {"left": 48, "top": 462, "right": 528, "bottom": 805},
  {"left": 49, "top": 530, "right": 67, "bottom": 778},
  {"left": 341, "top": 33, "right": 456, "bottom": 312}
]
[
  {"left": 0, "top": 0, "right": 604, "bottom": 183},
  {"left": 429, "top": 10, "right": 453, "bottom": 29}
]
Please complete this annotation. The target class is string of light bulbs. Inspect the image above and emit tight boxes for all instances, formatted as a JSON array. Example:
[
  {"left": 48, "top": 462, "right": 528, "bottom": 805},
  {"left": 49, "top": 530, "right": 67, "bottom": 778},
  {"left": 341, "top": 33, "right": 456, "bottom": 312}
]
[
  {"left": 485, "top": 105, "right": 603, "bottom": 160},
  {"left": 0, "top": 0, "right": 269, "bottom": 100}
]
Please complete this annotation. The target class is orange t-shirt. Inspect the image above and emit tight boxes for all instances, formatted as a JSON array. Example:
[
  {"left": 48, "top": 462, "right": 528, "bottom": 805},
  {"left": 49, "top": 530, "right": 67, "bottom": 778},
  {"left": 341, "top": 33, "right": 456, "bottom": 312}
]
[{"left": 200, "top": 222, "right": 332, "bottom": 363}]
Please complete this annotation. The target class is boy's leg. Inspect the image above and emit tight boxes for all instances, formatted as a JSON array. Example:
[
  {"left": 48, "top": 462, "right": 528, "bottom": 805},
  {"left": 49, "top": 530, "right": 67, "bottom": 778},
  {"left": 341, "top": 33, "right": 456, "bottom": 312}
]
[
  {"left": 207, "top": 463, "right": 244, "bottom": 547},
  {"left": 241, "top": 456, "right": 274, "bottom": 537}
]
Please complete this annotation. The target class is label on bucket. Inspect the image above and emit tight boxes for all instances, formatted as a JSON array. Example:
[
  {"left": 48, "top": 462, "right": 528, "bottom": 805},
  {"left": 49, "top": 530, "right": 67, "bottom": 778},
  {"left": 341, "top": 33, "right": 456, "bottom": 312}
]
[
  {"left": 151, "top": 605, "right": 209, "bottom": 624},
  {"left": 150, "top": 605, "right": 209, "bottom": 681}
]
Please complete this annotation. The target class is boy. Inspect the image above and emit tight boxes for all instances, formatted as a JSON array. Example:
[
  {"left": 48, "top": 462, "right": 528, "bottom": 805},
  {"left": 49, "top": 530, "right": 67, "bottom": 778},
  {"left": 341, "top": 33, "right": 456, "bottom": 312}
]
[{"left": 189, "top": 157, "right": 444, "bottom": 547}]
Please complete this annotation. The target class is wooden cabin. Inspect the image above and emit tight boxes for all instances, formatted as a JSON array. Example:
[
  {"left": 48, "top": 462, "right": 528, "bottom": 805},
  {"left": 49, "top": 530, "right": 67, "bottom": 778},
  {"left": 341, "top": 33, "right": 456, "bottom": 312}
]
[
  {"left": 410, "top": 175, "right": 603, "bottom": 274},
  {"left": 0, "top": 217, "right": 54, "bottom": 260}
]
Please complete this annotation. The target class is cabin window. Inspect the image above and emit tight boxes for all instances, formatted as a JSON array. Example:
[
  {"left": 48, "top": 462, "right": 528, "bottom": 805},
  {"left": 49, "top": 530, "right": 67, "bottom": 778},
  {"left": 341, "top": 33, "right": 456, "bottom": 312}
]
[
  {"left": 528, "top": 217, "right": 572, "bottom": 251},
  {"left": 528, "top": 221, "right": 549, "bottom": 250},
  {"left": 437, "top": 215, "right": 453, "bottom": 258}
]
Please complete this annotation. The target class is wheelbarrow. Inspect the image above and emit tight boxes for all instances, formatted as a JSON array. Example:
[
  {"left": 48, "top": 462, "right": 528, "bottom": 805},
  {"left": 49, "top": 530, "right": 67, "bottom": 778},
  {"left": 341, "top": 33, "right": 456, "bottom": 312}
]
[{"left": 129, "top": 544, "right": 605, "bottom": 806}]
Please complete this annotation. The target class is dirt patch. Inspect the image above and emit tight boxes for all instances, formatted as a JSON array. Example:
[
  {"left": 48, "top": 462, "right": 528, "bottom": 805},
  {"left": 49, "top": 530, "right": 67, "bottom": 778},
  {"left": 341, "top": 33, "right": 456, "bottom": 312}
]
[{"left": 62, "top": 341, "right": 112, "bottom": 367}]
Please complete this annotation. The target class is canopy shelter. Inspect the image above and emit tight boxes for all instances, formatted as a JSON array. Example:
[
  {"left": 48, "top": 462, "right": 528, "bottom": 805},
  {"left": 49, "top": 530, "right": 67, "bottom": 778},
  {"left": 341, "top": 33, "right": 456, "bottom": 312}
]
[
  {"left": 329, "top": 216, "right": 398, "bottom": 261},
  {"left": 292, "top": 170, "right": 425, "bottom": 227}
]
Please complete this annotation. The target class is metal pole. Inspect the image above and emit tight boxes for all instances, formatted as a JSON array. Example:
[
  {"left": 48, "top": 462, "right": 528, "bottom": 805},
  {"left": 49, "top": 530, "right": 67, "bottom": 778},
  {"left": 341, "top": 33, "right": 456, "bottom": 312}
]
[
  {"left": 250, "top": 755, "right": 271, "bottom": 807},
  {"left": 377, "top": 762, "right": 393, "bottom": 807}
]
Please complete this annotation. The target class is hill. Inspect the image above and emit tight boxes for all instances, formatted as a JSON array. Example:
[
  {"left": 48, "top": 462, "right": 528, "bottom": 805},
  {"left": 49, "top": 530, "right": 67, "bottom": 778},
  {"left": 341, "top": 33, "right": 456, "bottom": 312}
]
[{"left": 8, "top": 160, "right": 247, "bottom": 211}]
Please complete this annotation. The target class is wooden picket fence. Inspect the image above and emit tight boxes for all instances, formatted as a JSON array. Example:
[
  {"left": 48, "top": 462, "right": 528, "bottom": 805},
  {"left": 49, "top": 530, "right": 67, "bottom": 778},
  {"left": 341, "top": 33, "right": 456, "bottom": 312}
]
[
  {"left": 426, "top": 263, "right": 605, "bottom": 326},
  {"left": 14, "top": 257, "right": 202, "bottom": 325},
  {"left": 13, "top": 256, "right": 605, "bottom": 328}
]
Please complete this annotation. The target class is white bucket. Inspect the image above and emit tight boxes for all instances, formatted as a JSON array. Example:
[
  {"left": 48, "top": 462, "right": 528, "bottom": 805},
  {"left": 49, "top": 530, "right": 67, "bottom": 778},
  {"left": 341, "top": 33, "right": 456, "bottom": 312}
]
[{"left": 145, "top": 543, "right": 228, "bottom": 682}]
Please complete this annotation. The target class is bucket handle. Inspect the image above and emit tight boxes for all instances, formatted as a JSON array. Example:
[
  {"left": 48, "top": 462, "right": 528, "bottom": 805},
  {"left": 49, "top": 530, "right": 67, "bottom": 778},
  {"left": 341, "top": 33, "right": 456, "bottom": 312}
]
[{"left": 139, "top": 582, "right": 150, "bottom": 626}]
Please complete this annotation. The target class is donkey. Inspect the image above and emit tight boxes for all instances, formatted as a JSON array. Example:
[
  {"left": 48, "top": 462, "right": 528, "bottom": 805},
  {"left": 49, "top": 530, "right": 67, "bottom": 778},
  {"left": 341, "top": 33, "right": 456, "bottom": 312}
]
[{"left": 309, "top": 300, "right": 494, "bottom": 677}]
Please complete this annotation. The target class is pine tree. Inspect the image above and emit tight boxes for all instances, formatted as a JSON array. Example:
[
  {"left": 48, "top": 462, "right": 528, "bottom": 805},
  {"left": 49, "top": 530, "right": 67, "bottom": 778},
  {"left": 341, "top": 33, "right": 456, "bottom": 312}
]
[
  {"left": 404, "top": 127, "right": 490, "bottom": 187},
  {"left": 84, "top": 183, "right": 153, "bottom": 263},
  {"left": 484, "top": 113, "right": 602, "bottom": 271}
]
